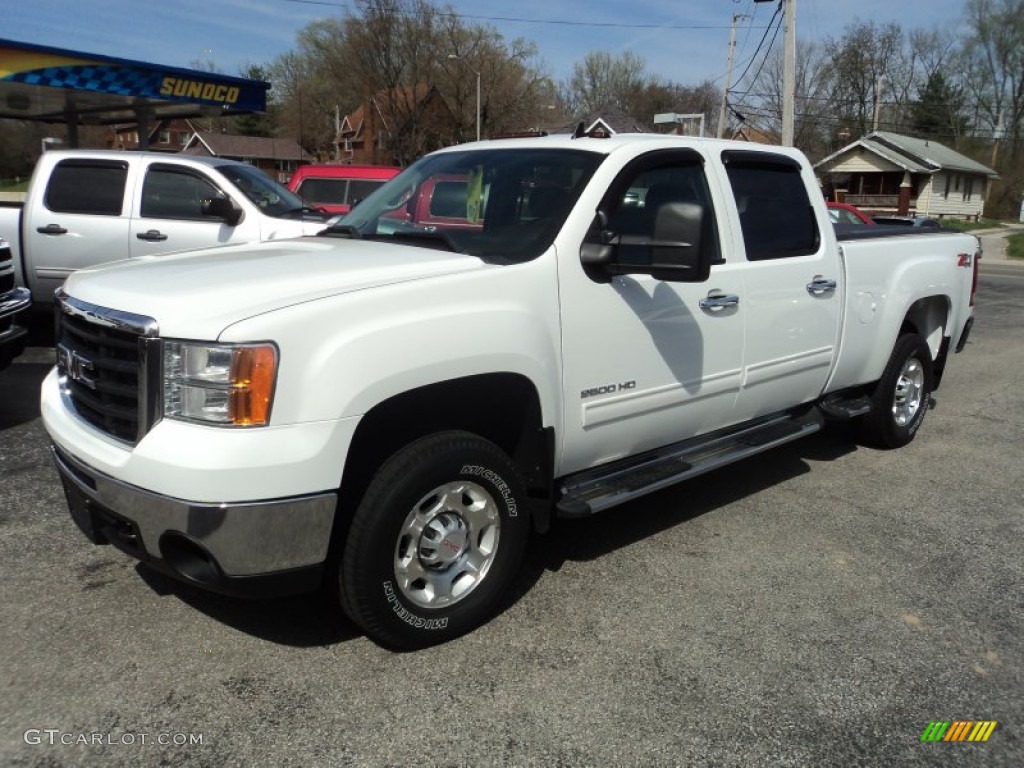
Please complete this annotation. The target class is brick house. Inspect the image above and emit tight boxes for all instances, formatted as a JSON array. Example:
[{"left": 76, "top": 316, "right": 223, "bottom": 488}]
[
  {"left": 181, "top": 131, "right": 313, "bottom": 183},
  {"left": 337, "top": 85, "right": 456, "bottom": 166},
  {"left": 111, "top": 118, "right": 204, "bottom": 152}
]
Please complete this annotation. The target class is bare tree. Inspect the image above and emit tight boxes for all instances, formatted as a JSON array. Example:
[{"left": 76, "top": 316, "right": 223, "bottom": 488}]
[{"left": 561, "top": 51, "right": 648, "bottom": 115}]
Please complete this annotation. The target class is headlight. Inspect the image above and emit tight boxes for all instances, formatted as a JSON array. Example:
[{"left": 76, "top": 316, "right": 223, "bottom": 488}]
[{"left": 163, "top": 341, "right": 277, "bottom": 426}]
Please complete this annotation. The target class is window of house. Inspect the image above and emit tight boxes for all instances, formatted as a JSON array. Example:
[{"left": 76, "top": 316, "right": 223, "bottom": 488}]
[
  {"left": 963, "top": 177, "right": 973, "bottom": 201},
  {"left": 954, "top": 174, "right": 961, "bottom": 192},
  {"left": 158, "top": 130, "right": 171, "bottom": 144},
  {"left": 943, "top": 174, "right": 950, "bottom": 199},
  {"left": 45, "top": 160, "right": 128, "bottom": 215},
  {"left": 723, "top": 151, "right": 819, "bottom": 261},
  {"left": 140, "top": 165, "right": 226, "bottom": 220},
  {"left": 179, "top": 133, "right": 190, "bottom": 146}
]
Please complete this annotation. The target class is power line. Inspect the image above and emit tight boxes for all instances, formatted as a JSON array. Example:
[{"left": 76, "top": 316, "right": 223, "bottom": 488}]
[
  {"left": 728, "top": 2, "right": 782, "bottom": 97},
  {"left": 279, "top": 0, "right": 772, "bottom": 31}
]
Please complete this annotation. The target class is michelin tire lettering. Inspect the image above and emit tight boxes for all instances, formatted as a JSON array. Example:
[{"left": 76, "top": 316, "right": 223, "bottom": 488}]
[
  {"left": 383, "top": 582, "right": 448, "bottom": 630},
  {"left": 460, "top": 465, "right": 517, "bottom": 516}
]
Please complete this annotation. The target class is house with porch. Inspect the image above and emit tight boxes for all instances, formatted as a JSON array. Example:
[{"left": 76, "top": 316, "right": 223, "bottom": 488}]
[{"left": 814, "top": 131, "right": 998, "bottom": 220}]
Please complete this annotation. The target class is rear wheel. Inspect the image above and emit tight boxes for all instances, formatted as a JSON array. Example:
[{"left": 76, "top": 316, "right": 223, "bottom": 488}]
[
  {"left": 859, "top": 333, "right": 933, "bottom": 449},
  {"left": 339, "top": 431, "right": 529, "bottom": 649}
]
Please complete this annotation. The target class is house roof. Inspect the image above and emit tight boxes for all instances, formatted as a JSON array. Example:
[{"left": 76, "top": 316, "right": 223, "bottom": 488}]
[
  {"left": 731, "top": 125, "right": 780, "bottom": 145},
  {"left": 553, "top": 106, "right": 652, "bottom": 135},
  {"left": 182, "top": 131, "right": 311, "bottom": 162},
  {"left": 816, "top": 131, "right": 997, "bottom": 178},
  {"left": 339, "top": 84, "right": 442, "bottom": 138}
]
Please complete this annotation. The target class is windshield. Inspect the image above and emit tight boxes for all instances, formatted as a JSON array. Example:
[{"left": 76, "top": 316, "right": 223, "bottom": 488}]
[
  {"left": 331, "top": 148, "right": 605, "bottom": 261},
  {"left": 218, "top": 164, "right": 310, "bottom": 218}
]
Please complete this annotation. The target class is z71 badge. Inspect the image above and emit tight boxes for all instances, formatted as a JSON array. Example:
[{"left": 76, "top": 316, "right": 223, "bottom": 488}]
[{"left": 581, "top": 381, "right": 636, "bottom": 399}]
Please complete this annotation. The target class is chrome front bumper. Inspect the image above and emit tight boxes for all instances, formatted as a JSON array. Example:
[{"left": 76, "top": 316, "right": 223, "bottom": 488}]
[{"left": 52, "top": 445, "right": 337, "bottom": 597}]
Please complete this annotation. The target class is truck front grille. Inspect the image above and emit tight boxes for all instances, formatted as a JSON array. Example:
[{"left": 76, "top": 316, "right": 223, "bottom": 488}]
[
  {"left": 55, "top": 292, "right": 160, "bottom": 444},
  {"left": 0, "top": 240, "right": 13, "bottom": 295}
]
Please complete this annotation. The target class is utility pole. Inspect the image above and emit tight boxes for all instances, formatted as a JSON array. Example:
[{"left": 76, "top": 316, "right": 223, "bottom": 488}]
[
  {"left": 872, "top": 74, "right": 886, "bottom": 132},
  {"left": 717, "top": 13, "right": 748, "bottom": 139},
  {"left": 781, "top": 0, "right": 797, "bottom": 146}
]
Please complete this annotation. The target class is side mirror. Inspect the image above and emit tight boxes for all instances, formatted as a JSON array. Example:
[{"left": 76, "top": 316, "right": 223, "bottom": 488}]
[
  {"left": 203, "top": 196, "right": 243, "bottom": 226},
  {"left": 649, "top": 202, "right": 710, "bottom": 282},
  {"left": 581, "top": 203, "right": 712, "bottom": 283}
]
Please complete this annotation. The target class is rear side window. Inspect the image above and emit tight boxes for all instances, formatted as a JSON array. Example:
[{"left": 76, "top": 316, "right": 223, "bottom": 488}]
[
  {"left": 45, "top": 160, "right": 128, "bottom": 215},
  {"left": 723, "top": 151, "right": 819, "bottom": 260}
]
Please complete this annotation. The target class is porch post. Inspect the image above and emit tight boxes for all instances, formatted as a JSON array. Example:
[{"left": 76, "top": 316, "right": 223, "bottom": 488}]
[{"left": 898, "top": 171, "right": 912, "bottom": 215}]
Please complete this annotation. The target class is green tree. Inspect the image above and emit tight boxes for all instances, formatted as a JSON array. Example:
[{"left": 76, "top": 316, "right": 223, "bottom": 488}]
[{"left": 911, "top": 71, "right": 966, "bottom": 138}]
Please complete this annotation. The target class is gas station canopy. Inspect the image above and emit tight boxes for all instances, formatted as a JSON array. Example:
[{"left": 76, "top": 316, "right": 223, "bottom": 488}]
[{"left": 0, "top": 38, "right": 269, "bottom": 147}]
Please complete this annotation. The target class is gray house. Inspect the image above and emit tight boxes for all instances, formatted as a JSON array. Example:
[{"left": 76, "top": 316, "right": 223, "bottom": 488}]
[{"left": 814, "top": 131, "right": 998, "bottom": 220}]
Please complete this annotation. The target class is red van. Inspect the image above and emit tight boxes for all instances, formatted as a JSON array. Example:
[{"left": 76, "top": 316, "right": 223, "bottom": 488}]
[{"left": 288, "top": 165, "right": 402, "bottom": 215}]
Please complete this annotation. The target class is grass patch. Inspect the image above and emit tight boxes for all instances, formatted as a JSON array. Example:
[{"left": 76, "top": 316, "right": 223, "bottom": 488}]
[
  {"left": 0, "top": 180, "right": 29, "bottom": 193},
  {"left": 941, "top": 218, "right": 1008, "bottom": 232},
  {"left": 1006, "top": 233, "right": 1024, "bottom": 259}
]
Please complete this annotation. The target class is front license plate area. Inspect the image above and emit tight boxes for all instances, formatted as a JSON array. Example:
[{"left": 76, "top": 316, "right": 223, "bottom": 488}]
[{"left": 60, "top": 475, "right": 107, "bottom": 544}]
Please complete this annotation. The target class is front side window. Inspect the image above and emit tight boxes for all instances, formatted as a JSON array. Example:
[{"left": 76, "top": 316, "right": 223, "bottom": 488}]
[
  {"left": 598, "top": 155, "right": 721, "bottom": 268},
  {"left": 141, "top": 166, "right": 226, "bottom": 220},
  {"left": 45, "top": 160, "right": 127, "bottom": 215},
  {"left": 723, "top": 151, "right": 819, "bottom": 261}
]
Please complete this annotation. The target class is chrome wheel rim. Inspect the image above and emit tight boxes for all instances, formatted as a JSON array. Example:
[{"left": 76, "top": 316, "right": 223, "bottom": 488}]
[
  {"left": 394, "top": 480, "right": 500, "bottom": 609},
  {"left": 892, "top": 357, "right": 924, "bottom": 427}
]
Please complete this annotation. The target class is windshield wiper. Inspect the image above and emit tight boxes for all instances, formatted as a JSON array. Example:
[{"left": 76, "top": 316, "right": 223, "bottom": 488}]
[
  {"left": 383, "top": 230, "right": 462, "bottom": 253},
  {"left": 318, "top": 224, "right": 363, "bottom": 238}
]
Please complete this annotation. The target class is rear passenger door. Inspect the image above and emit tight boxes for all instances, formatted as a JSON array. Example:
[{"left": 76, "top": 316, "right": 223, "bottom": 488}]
[
  {"left": 24, "top": 158, "right": 132, "bottom": 300},
  {"left": 722, "top": 150, "right": 842, "bottom": 420},
  {"left": 129, "top": 161, "right": 259, "bottom": 258}
]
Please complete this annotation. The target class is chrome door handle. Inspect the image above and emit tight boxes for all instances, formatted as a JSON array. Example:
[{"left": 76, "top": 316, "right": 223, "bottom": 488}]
[
  {"left": 806, "top": 277, "right": 837, "bottom": 295},
  {"left": 699, "top": 293, "right": 740, "bottom": 311}
]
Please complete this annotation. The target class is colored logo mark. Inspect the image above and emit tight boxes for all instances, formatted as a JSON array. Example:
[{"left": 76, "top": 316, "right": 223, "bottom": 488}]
[{"left": 921, "top": 721, "right": 998, "bottom": 742}]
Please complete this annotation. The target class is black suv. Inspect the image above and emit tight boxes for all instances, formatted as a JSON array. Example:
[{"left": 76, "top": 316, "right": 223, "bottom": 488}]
[{"left": 0, "top": 236, "right": 31, "bottom": 372}]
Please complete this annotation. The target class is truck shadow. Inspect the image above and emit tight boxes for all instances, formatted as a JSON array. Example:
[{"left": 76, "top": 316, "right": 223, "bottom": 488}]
[
  {"left": 515, "top": 426, "right": 858, "bottom": 588},
  {"left": 135, "top": 566, "right": 362, "bottom": 647},
  {"left": 0, "top": 359, "right": 51, "bottom": 429},
  {"left": 137, "top": 427, "right": 857, "bottom": 649}
]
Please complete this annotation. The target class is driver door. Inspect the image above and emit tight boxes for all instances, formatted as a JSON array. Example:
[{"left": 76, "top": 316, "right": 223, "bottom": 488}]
[
  {"left": 557, "top": 150, "right": 745, "bottom": 474},
  {"left": 129, "top": 161, "right": 258, "bottom": 258}
]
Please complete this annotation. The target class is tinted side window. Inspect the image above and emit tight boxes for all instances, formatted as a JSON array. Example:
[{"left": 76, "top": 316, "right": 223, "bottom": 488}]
[
  {"left": 603, "top": 159, "right": 721, "bottom": 268},
  {"left": 141, "top": 166, "right": 224, "bottom": 220},
  {"left": 348, "top": 179, "right": 386, "bottom": 205},
  {"left": 297, "top": 178, "right": 348, "bottom": 206},
  {"left": 723, "top": 152, "right": 819, "bottom": 261},
  {"left": 45, "top": 160, "right": 127, "bottom": 215}
]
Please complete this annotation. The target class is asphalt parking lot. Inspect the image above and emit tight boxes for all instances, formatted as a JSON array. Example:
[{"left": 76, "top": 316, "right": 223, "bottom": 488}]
[{"left": 1, "top": 259, "right": 1022, "bottom": 767}]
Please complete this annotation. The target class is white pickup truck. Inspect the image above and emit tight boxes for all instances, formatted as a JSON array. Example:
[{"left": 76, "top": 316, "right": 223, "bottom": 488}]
[
  {"left": 0, "top": 149, "right": 329, "bottom": 304},
  {"left": 41, "top": 133, "right": 979, "bottom": 649}
]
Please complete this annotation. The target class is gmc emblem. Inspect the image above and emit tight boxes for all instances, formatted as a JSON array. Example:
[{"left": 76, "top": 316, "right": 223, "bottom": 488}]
[{"left": 57, "top": 343, "right": 97, "bottom": 390}]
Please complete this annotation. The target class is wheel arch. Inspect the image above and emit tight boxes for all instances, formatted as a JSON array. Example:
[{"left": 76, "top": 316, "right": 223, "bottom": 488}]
[
  {"left": 898, "top": 294, "right": 951, "bottom": 360},
  {"left": 333, "top": 373, "right": 554, "bottom": 552}
]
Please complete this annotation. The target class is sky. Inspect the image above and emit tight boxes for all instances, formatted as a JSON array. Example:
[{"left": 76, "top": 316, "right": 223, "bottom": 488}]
[{"left": 4, "top": 0, "right": 968, "bottom": 93}]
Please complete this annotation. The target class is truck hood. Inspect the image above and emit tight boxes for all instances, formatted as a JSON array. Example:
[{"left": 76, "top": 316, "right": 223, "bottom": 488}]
[{"left": 62, "top": 237, "right": 486, "bottom": 339}]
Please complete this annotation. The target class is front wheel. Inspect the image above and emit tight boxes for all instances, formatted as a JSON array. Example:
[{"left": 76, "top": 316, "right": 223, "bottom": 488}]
[
  {"left": 858, "top": 333, "right": 934, "bottom": 449},
  {"left": 339, "top": 431, "right": 529, "bottom": 649}
]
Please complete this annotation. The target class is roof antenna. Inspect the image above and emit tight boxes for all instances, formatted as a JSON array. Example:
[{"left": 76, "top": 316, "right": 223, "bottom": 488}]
[{"left": 572, "top": 122, "right": 586, "bottom": 139}]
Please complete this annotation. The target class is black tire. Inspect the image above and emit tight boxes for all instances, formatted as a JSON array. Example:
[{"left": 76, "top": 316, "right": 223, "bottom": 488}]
[
  {"left": 858, "top": 333, "right": 934, "bottom": 449},
  {"left": 339, "top": 430, "right": 529, "bottom": 649}
]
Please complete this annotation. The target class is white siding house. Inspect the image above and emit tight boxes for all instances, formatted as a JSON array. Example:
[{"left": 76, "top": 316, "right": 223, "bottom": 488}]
[{"left": 814, "top": 131, "right": 998, "bottom": 220}]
